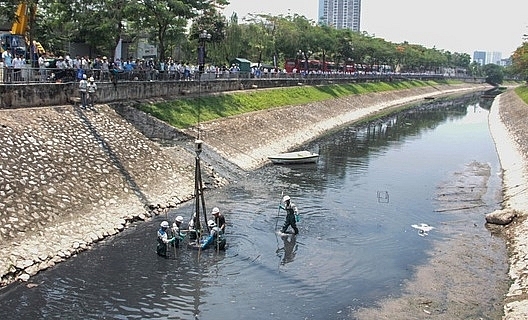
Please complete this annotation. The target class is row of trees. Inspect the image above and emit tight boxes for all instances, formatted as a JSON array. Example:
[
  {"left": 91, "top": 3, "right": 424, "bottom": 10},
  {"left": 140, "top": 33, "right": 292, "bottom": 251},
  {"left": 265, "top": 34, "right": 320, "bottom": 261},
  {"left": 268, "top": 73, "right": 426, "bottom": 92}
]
[{"left": 1, "top": 0, "right": 526, "bottom": 80}]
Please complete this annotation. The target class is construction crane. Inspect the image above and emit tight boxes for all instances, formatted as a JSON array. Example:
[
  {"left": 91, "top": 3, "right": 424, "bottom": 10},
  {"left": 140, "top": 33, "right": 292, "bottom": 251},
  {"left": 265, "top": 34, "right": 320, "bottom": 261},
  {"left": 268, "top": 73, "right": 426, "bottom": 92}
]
[{"left": 1, "top": 1, "right": 44, "bottom": 59}]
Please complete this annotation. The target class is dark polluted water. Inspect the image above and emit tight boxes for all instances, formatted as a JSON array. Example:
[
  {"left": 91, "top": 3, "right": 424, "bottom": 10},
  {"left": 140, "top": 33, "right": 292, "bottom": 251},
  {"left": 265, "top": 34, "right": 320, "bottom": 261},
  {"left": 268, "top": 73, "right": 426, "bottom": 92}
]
[{"left": 0, "top": 93, "right": 509, "bottom": 320}]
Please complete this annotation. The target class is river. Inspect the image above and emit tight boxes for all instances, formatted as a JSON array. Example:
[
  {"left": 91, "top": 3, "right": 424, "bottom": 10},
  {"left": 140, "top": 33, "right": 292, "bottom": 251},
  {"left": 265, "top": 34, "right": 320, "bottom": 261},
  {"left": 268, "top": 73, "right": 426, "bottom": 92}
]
[{"left": 0, "top": 93, "right": 509, "bottom": 320}]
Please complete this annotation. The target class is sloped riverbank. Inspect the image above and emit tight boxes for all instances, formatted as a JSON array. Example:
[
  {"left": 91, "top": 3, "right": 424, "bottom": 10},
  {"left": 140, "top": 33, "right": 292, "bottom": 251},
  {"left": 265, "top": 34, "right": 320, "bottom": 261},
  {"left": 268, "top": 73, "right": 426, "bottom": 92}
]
[{"left": 1, "top": 82, "right": 502, "bottom": 300}]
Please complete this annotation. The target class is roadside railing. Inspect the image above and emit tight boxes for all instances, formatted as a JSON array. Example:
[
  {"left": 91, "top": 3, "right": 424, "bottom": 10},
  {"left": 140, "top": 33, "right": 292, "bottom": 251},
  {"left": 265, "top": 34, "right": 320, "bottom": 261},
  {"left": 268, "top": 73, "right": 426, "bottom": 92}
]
[{"left": 0, "top": 64, "right": 484, "bottom": 85}]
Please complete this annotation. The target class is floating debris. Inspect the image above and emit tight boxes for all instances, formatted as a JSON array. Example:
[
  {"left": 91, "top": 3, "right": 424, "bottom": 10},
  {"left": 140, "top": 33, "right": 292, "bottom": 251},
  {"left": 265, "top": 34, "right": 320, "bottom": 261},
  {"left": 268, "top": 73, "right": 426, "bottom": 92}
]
[
  {"left": 377, "top": 190, "right": 389, "bottom": 203},
  {"left": 411, "top": 223, "right": 434, "bottom": 236}
]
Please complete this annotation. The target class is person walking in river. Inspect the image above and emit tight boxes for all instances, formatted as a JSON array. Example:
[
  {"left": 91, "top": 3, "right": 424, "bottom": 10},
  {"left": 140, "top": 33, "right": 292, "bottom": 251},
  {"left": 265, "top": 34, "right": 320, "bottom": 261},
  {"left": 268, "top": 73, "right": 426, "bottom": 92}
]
[
  {"left": 157, "top": 221, "right": 175, "bottom": 257},
  {"left": 280, "top": 195, "right": 299, "bottom": 235}
]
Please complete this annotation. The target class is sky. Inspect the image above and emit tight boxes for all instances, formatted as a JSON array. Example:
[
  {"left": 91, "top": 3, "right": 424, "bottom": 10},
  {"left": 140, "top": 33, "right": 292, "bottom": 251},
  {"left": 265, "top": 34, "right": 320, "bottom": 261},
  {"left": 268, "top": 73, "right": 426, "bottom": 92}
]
[{"left": 222, "top": 0, "right": 528, "bottom": 58}]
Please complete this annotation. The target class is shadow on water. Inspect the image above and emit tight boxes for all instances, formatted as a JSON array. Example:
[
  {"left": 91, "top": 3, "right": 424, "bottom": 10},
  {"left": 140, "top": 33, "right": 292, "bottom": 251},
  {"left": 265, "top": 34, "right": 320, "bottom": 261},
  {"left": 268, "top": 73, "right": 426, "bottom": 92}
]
[{"left": 0, "top": 92, "right": 509, "bottom": 320}]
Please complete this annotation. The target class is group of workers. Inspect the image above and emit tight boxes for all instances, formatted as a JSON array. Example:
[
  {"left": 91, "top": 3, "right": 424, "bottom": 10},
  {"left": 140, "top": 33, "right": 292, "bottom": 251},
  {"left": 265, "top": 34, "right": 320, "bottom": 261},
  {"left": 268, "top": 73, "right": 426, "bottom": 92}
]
[
  {"left": 156, "top": 195, "right": 299, "bottom": 257},
  {"left": 156, "top": 206, "right": 227, "bottom": 257},
  {"left": 78, "top": 74, "right": 97, "bottom": 109}
]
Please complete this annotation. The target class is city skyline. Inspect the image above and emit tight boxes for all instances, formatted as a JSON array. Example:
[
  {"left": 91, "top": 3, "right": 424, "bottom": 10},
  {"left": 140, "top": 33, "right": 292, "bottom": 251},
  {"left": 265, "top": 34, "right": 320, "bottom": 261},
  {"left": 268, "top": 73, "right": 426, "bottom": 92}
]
[{"left": 223, "top": 0, "right": 528, "bottom": 58}]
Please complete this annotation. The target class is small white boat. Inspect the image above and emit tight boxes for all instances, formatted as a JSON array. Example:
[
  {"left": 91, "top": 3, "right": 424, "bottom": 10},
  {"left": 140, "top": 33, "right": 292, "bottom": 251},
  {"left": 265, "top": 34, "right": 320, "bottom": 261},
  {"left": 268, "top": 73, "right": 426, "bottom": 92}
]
[{"left": 268, "top": 150, "right": 319, "bottom": 164}]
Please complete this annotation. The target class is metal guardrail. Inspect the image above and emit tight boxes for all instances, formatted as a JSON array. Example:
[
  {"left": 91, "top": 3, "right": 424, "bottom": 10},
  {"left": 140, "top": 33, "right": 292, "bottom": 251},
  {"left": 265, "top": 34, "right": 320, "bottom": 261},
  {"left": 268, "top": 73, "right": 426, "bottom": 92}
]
[{"left": 0, "top": 63, "right": 484, "bottom": 85}]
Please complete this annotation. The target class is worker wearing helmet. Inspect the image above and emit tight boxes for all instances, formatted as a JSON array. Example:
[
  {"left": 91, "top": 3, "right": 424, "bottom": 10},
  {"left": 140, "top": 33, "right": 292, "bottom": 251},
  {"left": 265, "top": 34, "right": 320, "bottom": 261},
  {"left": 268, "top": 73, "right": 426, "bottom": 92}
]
[
  {"left": 78, "top": 74, "right": 88, "bottom": 108},
  {"left": 200, "top": 219, "right": 226, "bottom": 250},
  {"left": 280, "top": 195, "right": 299, "bottom": 235},
  {"left": 171, "top": 215, "right": 186, "bottom": 247},
  {"left": 157, "top": 220, "right": 175, "bottom": 257},
  {"left": 211, "top": 207, "right": 226, "bottom": 233},
  {"left": 86, "top": 76, "right": 97, "bottom": 110}
]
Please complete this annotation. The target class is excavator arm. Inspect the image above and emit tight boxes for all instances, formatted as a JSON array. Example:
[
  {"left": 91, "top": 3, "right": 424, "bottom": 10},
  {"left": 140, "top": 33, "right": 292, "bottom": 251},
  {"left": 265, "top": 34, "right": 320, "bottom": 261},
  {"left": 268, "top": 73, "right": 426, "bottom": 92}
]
[
  {"left": 1, "top": 1, "right": 44, "bottom": 57},
  {"left": 10, "top": 2, "right": 30, "bottom": 35}
]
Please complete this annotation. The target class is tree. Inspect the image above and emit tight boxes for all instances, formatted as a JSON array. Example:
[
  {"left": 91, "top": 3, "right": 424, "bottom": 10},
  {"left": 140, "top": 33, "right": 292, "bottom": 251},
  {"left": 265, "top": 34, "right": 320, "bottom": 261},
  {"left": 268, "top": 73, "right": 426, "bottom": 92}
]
[
  {"left": 482, "top": 63, "right": 504, "bottom": 85},
  {"left": 0, "top": 1, "right": 491, "bottom": 75},
  {"left": 189, "top": 1, "right": 228, "bottom": 66},
  {"left": 35, "top": 0, "right": 131, "bottom": 57},
  {"left": 218, "top": 13, "right": 244, "bottom": 66},
  {"left": 127, "top": 0, "right": 215, "bottom": 62},
  {"left": 511, "top": 42, "right": 528, "bottom": 81}
]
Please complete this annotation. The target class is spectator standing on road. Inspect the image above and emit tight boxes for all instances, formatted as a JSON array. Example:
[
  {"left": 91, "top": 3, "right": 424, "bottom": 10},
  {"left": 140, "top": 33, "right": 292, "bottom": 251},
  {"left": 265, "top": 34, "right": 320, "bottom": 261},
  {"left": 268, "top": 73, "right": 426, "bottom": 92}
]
[
  {"left": 101, "top": 56, "right": 110, "bottom": 81},
  {"left": 2, "top": 50, "right": 13, "bottom": 83},
  {"left": 38, "top": 53, "right": 47, "bottom": 82},
  {"left": 12, "top": 54, "right": 24, "bottom": 82}
]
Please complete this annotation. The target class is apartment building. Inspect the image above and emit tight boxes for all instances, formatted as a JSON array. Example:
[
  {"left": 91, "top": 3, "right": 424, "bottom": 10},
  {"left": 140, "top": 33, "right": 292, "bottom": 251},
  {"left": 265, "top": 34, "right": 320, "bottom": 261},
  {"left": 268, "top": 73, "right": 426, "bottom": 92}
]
[{"left": 318, "top": 0, "right": 361, "bottom": 32}]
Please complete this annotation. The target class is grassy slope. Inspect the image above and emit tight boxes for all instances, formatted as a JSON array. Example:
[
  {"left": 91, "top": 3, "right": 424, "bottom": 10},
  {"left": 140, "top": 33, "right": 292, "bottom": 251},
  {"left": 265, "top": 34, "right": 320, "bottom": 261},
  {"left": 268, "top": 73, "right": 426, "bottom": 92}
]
[
  {"left": 515, "top": 85, "right": 528, "bottom": 105},
  {"left": 137, "top": 80, "right": 461, "bottom": 129}
]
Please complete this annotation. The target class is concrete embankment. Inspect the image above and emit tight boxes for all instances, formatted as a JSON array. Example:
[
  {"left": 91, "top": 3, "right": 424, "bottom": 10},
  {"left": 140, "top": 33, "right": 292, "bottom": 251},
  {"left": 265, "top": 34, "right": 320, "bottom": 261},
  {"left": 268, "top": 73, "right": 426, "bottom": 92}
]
[
  {"left": 0, "top": 82, "right": 490, "bottom": 287},
  {"left": 488, "top": 89, "right": 528, "bottom": 320},
  {"left": 0, "top": 105, "right": 226, "bottom": 286},
  {"left": 192, "top": 83, "right": 494, "bottom": 170}
]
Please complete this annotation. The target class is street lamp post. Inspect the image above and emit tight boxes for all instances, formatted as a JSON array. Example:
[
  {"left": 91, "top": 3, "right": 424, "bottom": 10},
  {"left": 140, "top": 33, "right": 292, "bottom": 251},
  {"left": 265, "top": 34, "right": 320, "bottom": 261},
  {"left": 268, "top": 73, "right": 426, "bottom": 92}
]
[{"left": 198, "top": 30, "right": 211, "bottom": 74}]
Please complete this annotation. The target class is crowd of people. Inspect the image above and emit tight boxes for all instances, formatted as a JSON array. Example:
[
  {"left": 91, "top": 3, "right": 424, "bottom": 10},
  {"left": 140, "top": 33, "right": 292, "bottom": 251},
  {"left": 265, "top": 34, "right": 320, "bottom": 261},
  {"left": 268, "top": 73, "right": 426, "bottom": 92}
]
[
  {"left": 1, "top": 50, "right": 288, "bottom": 84},
  {"left": 3, "top": 49, "right": 400, "bottom": 86}
]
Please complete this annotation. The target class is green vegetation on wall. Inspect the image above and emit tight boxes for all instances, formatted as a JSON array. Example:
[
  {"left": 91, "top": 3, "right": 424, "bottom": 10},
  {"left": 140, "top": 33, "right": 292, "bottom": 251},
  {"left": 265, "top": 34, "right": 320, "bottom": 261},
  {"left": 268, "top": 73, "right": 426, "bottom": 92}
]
[
  {"left": 137, "top": 80, "right": 460, "bottom": 129},
  {"left": 515, "top": 85, "right": 528, "bottom": 105}
]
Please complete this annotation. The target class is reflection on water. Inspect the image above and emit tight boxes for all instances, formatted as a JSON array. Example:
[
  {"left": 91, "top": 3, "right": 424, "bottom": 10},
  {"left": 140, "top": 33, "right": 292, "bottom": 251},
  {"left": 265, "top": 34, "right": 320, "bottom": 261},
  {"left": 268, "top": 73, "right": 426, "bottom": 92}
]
[
  {"left": 276, "top": 234, "right": 298, "bottom": 266},
  {"left": 0, "top": 93, "right": 508, "bottom": 320}
]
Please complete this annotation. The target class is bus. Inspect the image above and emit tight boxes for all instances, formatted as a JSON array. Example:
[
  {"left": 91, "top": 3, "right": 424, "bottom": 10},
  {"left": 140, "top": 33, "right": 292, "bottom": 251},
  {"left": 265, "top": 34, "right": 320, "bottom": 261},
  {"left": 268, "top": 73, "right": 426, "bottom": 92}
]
[{"left": 284, "top": 59, "right": 335, "bottom": 73}]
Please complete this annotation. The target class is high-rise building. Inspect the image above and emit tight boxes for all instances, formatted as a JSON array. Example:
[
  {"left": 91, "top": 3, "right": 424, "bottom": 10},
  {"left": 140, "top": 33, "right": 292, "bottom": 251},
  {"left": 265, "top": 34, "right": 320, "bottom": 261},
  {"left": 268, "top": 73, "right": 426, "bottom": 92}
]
[
  {"left": 472, "top": 51, "right": 503, "bottom": 66},
  {"left": 486, "top": 52, "right": 502, "bottom": 65},
  {"left": 473, "top": 51, "right": 486, "bottom": 66},
  {"left": 318, "top": 0, "right": 361, "bottom": 32}
]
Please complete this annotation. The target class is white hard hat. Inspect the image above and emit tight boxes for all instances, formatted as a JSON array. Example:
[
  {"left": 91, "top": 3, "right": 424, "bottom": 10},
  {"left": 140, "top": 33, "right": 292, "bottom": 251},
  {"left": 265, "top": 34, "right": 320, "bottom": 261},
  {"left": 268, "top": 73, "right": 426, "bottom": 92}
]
[
  {"left": 211, "top": 207, "right": 220, "bottom": 215},
  {"left": 282, "top": 195, "right": 291, "bottom": 202},
  {"left": 175, "top": 216, "right": 184, "bottom": 223},
  {"left": 82, "top": 74, "right": 87, "bottom": 79},
  {"left": 89, "top": 77, "right": 94, "bottom": 82},
  {"left": 160, "top": 221, "right": 169, "bottom": 228},
  {"left": 207, "top": 220, "right": 216, "bottom": 228}
]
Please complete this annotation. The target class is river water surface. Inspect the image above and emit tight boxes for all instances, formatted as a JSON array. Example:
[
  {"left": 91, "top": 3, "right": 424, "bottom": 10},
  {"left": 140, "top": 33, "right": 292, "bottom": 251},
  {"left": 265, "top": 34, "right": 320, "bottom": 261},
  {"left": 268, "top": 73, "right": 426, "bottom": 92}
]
[{"left": 0, "top": 93, "right": 509, "bottom": 319}]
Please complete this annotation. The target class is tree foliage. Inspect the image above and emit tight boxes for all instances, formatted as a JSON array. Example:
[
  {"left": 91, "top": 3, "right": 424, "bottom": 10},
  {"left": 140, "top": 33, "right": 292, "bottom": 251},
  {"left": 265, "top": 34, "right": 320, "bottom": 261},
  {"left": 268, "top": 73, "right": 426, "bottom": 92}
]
[
  {"left": 511, "top": 42, "right": 528, "bottom": 81},
  {"left": 482, "top": 63, "right": 504, "bottom": 85},
  {"left": 0, "top": 0, "right": 521, "bottom": 79}
]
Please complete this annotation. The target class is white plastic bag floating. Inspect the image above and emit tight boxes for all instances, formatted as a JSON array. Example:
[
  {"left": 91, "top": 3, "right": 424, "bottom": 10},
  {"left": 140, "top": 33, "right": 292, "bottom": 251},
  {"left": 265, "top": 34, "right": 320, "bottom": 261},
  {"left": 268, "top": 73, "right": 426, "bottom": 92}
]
[{"left": 411, "top": 223, "right": 434, "bottom": 236}]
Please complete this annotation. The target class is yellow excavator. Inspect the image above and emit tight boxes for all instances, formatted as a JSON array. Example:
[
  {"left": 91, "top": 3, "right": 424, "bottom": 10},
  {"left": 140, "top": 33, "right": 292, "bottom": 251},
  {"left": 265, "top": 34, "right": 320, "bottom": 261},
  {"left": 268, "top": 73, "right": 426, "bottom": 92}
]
[{"left": 1, "top": 1, "right": 45, "bottom": 59}]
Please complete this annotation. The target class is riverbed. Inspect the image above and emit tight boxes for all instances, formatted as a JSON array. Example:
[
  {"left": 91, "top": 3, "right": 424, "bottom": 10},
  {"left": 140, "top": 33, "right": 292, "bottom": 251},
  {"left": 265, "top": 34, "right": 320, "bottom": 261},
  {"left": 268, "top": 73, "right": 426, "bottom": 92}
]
[{"left": 0, "top": 91, "right": 511, "bottom": 319}]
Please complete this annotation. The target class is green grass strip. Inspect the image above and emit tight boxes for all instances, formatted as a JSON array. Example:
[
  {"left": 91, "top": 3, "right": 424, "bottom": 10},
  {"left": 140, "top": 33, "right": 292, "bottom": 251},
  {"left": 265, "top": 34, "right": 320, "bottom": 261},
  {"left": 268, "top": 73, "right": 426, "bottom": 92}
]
[
  {"left": 137, "top": 80, "right": 460, "bottom": 129},
  {"left": 515, "top": 85, "right": 528, "bottom": 105}
]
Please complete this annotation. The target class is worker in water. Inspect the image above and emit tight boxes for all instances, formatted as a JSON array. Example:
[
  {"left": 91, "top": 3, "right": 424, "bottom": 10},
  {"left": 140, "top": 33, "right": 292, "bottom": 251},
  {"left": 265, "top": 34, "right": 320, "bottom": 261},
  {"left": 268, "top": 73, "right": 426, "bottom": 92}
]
[
  {"left": 211, "top": 207, "right": 226, "bottom": 233},
  {"left": 171, "top": 215, "right": 186, "bottom": 247},
  {"left": 200, "top": 220, "right": 226, "bottom": 250},
  {"left": 157, "top": 221, "right": 175, "bottom": 257},
  {"left": 280, "top": 195, "right": 299, "bottom": 235},
  {"left": 188, "top": 212, "right": 199, "bottom": 240}
]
